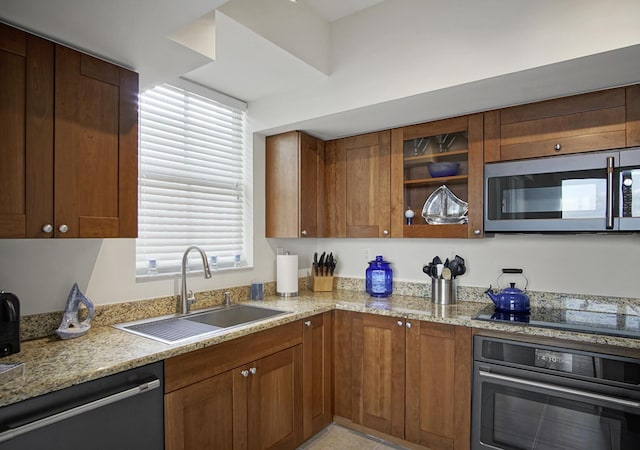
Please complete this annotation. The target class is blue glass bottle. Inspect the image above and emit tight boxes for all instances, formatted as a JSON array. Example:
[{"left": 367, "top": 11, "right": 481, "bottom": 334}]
[{"left": 365, "top": 255, "right": 393, "bottom": 297}]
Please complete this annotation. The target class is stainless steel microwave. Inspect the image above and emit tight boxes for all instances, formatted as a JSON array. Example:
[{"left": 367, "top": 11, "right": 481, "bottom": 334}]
[{"left": 484, "top": 147, "right": 640, "bottom": 232}]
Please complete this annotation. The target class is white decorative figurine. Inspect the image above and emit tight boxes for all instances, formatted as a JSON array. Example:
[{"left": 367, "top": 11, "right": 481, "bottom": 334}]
[
  {"left": 56, "top": 283, "right": 95, "bottom": 339},
  {"left": 405, "top": 207, "right": 415, "bottom": 225}
]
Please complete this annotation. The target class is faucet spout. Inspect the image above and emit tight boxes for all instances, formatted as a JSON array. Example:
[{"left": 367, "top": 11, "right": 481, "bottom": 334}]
[{"left": 181, "top": 246, "right": 212, "bottom": 315}]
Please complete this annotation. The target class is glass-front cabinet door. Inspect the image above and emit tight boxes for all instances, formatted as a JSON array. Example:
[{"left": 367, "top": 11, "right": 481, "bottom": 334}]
[{"left": 390, "top": 114, "right": 484, "bottom": 238}]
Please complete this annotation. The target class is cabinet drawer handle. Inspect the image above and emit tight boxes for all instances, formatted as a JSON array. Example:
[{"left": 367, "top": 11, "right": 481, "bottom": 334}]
[
  {"left": 554, "top": 143, "right": 562, "bottom": 151},
  {"left": 42, "top": 224, "right": 53, "bottom": 234},
  {"left": 58, "top": 224, "right": 69, "bottom": 233},
  {"left": 304, "top": 320, "right": 311, "bottom": 327},
  {"left": 241, "top": 369, "right": 249, "bottom": 377},
  {"left": 249, "top": 367, "right": 257, "bottom": 375},
  {"left": 397, "top": 320, "right": 403, "bottom": 327}
]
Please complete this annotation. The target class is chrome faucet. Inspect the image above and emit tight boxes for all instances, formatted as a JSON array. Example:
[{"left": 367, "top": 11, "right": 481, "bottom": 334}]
[{"left": 181, "top": 246, "right": 212, "bottom": 314}]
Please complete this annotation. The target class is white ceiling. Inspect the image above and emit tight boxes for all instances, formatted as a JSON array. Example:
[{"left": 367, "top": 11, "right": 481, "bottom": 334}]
[
  {"left": 1, "top": 1, "right": 639, "bottom": 140},
  {"left": 303, "top": 0, "right": 384, "bottom": 22}
]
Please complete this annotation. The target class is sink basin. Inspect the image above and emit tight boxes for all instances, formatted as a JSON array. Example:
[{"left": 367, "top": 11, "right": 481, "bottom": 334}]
[
  {"left": 114, "top": 304, "right": 290, "bottom": 344},
  {"left": 185, "top": 304, "right": 287, "bottom": 328}
]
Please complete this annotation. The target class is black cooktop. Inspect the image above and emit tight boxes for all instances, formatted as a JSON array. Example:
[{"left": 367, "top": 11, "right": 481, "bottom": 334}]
[{"left": 473, "top": 305, "right": 640, "bottom": 339}]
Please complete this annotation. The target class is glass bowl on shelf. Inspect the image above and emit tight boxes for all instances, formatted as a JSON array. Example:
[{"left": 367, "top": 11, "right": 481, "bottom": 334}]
[
  {"left": 427, "top": 162, "right": 460, "bottom": 178},
  {"left": 421, "top": 185, "right": 468, "bottom": 224}
]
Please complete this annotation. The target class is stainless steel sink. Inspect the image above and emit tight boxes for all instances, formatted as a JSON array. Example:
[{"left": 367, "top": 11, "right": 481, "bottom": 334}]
[
  {"left": 185, "top": 304, "right": 286, "bottom": 328},
  {"left": 114, "top": 304, "right": 290, "bottom": 344}
]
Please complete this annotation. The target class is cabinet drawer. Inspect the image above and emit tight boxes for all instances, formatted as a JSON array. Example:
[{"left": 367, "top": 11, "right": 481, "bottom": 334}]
[
  {"left": 165, "top": 320, "right": 303, "bottom": 393},
  {"left": 487, "top": 88, "right": 629, "bottom": 162}
]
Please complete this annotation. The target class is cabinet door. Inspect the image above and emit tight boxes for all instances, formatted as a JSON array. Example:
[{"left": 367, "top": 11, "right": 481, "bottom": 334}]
[
  {"left": 266, "top": 132, "right": 324, "bottom": 238},
  {"left": 302, "top": 312, "right": 333, "bottom": 439},
  {"left": 247, "top": 346, "right": 303, "bottom": 450},
  {"left": 333, "top": 310, "right": 354, "bottom": 419},
  {"left": 405, "top": 321, "right": 472, "bottom": 450},
  {"left": 352, "top": 313, "right": 405, "bottom": 438},
  {"left": 54, "top": 45, "right": 138, "bottom": 238},
  {"left": 0, "top": 24, "right": 54, "bottom": 238},
  {"left": 329, "top": 131, "right": 391, "bottom": 237},
  {"left": 390, "top": 114, "right": 484, "bottom": 238},
  {"left": 485, "top": 88, "right": 627, "bottom": 162},
  {"left": 628, "top": 84, "right": 640, "bottom": 147},
  {"left": 165, "top": 369, "right": 240, "bottom": 450}
]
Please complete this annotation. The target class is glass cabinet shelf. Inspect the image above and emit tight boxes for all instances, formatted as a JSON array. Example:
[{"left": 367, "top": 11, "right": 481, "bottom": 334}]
[{"left": 390, "top": 114, "right": 484, "bottom": 238}]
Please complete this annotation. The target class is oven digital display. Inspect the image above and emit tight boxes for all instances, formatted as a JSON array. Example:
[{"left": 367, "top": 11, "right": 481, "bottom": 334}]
[{"left": 534, "top": 349, "right": 573, "bottom": 372}]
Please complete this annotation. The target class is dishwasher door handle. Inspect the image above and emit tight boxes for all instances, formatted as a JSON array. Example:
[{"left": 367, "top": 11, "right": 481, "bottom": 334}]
[
  {"left": 479, "top": 370, "right": 640, "bottom": 409},
  {"left": 0, "top": 378, "right": 160, "bottom": 443}
]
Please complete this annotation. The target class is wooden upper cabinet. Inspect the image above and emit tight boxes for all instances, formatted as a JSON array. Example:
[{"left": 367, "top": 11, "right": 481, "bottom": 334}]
[
  {"left": 484, "top": 87, "right": 637, "bottom": 162},
  {"left": 54, "top": 45, "right": 138, "bottom": 238},
  {"left": 0, "top": 24, "right": 54, "bottom": 238},
  {"left": 326, "top": 131, "right": 391, "bottom": 238},
  {"left": 0, "top": 23, "right": 138, "bottom": 239},
  {"left": 390, "top": 114, "right": 484, "bottom": 238},
  {"left": 628, "top": 84, "right": 640, "bottom": 147},
  {"left": 266, "top": 131, "right": 325, "bottom": 238}
]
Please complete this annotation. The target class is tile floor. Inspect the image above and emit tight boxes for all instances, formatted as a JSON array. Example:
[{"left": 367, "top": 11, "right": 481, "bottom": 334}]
[{"left": 298, "top": 424, "right": 408, "bottom": 450}]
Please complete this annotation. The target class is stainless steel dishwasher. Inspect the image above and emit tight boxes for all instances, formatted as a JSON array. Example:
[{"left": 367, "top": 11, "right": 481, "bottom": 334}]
[{"left": 0, "top": 361, "right": 163, "bottom": 450}]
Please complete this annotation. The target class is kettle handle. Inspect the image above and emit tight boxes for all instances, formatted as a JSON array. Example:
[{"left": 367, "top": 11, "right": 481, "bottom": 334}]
[{"left": 497, "top": 269, "right": 528, "bottom": 291}]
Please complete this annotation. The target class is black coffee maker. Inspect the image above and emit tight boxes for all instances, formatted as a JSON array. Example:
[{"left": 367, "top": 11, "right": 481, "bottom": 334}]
[{"left": 0, "top": 291, "right": 20, "bottom": 357}]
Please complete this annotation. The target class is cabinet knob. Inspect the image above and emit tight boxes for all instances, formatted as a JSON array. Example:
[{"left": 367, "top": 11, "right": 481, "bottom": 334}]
[
  {"left": 42, "top": 224, "right": 53, "bottom": 234},
  {"left": 304, "top": 320, "right": 311, "bottom": 327},
  {"left": 301, "top": 230, "right": 307, "bottom": 236},
  {"left": 241, "top": 369, "right": 249, "bottom": 377},
  {"left": 406, "top": 322, "right": 412, "bottom": 329},
  {"left": 474, "top": 229, "right": 481, "bottom": 235},
  {"left": 554, "top": 143, "right": 562, "bottom": 151},
  {"left": 58, "top": 224, "right": 69, "bottom": 233},
  {"left": 249, "top": 367, "right": 257, "bottom": 375},
  {"left": 397, "top": 320, "right": 403, "bottom": 327},
  {"left": 383, "top": 229, "right": 389, "bottom": 236}
]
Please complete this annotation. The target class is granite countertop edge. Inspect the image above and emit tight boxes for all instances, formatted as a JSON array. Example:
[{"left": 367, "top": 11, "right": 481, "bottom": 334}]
[{"left": 1, "top": 290, "right": 638, "bottom": 408}]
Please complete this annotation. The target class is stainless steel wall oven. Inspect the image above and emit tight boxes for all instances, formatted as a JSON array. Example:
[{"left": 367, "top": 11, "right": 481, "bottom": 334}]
[{"left": 472, "top": 336, "right": 640, "bottom": 450}]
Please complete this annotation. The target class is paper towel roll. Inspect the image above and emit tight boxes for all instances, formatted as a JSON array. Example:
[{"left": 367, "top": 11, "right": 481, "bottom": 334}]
[{"left": 277, "top": 254, "right": 298, "bottom": 297}]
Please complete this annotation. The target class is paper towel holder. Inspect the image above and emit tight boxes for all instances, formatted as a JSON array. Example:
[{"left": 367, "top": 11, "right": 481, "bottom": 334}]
[{"left": 277, "top": 253, "right": 299, "bottom": 297}]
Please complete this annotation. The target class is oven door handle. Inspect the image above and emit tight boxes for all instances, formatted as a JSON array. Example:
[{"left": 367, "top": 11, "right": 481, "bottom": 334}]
[{"left": 479, "top": 369, "right": 640, "bottom": 409}]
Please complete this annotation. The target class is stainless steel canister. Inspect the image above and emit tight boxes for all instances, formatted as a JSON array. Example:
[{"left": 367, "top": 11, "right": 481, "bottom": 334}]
[{"left": 431, "top": 278, "right": 457, "bottom": 304}]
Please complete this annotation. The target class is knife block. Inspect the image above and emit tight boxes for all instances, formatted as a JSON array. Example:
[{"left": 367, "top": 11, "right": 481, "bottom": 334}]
[{"left": 311, "top": 274, "right": 334, "bottom": 292}]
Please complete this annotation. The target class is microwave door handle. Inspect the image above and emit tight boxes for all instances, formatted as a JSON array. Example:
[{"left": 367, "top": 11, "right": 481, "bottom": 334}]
[{"left": 606, "top": 156, "right": 615, "bottom": 230}]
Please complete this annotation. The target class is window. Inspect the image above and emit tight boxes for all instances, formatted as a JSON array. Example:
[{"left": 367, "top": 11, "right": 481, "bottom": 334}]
[{"left": 136, "top": 80, "right": 250, "bottom": 277}]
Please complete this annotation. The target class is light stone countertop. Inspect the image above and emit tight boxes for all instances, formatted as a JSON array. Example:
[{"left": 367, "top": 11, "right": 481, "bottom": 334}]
[{"left": 1, "top": 289, "right": 638, "bottom": 408}]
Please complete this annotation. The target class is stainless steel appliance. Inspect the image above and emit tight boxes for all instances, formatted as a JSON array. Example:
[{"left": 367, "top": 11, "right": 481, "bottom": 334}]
[
  {"left": 474, "top": 305, "right": 640, "bottom": 339},
  {"left": 0, "top": 361, "right": 163, "bottom": 450},
  {"left": 472, "top": 336, "right": 640, "bottom": 449},
  {"left": 0, "top": 292, "right": 19, "bottom": 357},
  {"left": 484, "top": 147, "right": 640, "bottom": 232}
]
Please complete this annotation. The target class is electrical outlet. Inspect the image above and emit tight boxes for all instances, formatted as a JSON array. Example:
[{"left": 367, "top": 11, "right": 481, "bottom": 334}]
[
  {"left": 364, "top": 248, "right": 371, "bottom": 261},
  {"left": 448, "top": 248, "right": 458, "bottom": 260}
]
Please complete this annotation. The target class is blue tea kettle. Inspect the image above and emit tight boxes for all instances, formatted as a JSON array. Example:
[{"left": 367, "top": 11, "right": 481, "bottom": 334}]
[{"left": 485, "top": 268, "right": 530, "bottom": 313}]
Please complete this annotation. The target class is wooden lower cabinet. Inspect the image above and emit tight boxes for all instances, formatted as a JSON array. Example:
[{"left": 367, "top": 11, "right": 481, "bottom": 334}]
[
  {"left": 302, "top": 312, "right": 333, "bottom": 440},
  {"left": 405, "top": 321, "right": 472, "bottom": 450},
  {"left": 164, "top": 321, "right": 305, "bottom": 450},
  {"left": 334, "top": 311, "right": 472, "bottom": 450}
]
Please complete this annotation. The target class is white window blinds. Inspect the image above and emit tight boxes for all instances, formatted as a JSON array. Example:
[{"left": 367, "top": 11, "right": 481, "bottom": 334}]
[{"left": 136, "top": 82, "right": 249, "bottom": 276}]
